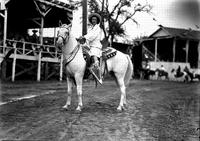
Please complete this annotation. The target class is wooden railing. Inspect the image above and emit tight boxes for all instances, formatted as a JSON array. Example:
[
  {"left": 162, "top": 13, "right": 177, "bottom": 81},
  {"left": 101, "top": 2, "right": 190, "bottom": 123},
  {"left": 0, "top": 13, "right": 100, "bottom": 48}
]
[
  {"left": 0, "top": 39, "right": 62, "bottom": 59},
  {"left": 0, "top": 39, "right": 64, "bottom": 82}
]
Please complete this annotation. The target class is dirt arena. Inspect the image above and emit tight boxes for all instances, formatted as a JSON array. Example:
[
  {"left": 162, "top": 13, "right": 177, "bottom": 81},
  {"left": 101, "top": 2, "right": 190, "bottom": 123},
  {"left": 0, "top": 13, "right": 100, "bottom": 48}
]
[{"left": 0, "top": 79, "right": 199, "bottom": 141}]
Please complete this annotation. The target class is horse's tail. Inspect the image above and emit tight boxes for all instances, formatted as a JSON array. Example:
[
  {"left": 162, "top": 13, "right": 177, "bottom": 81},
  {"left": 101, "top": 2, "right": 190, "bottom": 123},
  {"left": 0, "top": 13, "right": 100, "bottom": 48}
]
[{"left": 124, "top": 55, "right": 133, "bottom": 86}]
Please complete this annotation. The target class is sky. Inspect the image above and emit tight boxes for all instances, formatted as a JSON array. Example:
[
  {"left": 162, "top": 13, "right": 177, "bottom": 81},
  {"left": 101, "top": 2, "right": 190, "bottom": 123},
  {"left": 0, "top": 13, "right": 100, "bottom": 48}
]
[{"left": 45, "top": 0, "right": 200, "bottom": 41}]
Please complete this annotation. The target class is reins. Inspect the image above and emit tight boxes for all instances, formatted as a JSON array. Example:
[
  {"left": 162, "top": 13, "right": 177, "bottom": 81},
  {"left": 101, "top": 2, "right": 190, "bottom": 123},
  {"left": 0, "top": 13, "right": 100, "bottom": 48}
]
[{"left": 63, "top": 44, "right": 81, "bottom": 67}]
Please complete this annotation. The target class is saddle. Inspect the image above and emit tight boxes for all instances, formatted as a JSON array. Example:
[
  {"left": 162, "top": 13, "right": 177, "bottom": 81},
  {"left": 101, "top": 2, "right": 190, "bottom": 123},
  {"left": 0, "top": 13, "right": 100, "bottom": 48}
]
[{"left": 82, "top": 46, "right": 117, "bottom": 82}]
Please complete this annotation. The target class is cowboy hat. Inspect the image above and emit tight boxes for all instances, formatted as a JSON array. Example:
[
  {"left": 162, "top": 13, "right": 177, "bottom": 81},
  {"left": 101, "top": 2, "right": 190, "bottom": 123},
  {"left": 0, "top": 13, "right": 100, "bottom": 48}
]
[
  {"left": 88, "top": 13, "right": 101, "bottom": 24},
  {"left": 32, "top": 29, "right": 38, "bottom": 33}
]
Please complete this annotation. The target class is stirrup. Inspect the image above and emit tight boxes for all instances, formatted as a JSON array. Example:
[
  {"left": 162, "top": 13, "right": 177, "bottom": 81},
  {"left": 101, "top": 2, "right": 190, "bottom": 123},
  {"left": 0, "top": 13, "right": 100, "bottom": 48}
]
[{"left": 89, "top": 66, "right": 102, "bottom": 85}]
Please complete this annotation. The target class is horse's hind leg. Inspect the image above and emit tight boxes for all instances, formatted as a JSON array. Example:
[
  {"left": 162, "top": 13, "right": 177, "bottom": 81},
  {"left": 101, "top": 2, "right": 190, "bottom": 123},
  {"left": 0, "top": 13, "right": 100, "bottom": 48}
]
[
  {"left": 116, "top": 77, "right": 126, "bottom": 111},
  {"left": 63, "top": 77, "right": 73, "bottom": 110}
]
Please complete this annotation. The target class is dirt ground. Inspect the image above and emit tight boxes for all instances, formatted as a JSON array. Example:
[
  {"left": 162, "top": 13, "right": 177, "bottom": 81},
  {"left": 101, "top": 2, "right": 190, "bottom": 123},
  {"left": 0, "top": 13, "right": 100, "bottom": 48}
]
[{"left": 0, "top": 79, "right": 199, "bottom": 141}]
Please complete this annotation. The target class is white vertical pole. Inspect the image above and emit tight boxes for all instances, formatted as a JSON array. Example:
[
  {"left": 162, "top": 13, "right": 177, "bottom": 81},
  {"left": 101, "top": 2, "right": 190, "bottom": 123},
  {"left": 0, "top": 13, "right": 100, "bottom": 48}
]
[
  {"left": 59, "top": 54, "right": 63, "bottom": 81},
  {"left": 40, "top": 17, "right": 44, "bottom": 45},
  {"left": 37, "top": 50, "right": 41, "bottom": 81},
  {"left": 11, "top": 44, "right": 17, "bottom": 82},
  {"left": 54, "top": 27, "right": 56, "bottom": 46},
  {"left": 3, "top": 8, "right": 7, "bottom": 53},
  {"left": 37, "top": 16, "right": 44, "bottom": 82}
]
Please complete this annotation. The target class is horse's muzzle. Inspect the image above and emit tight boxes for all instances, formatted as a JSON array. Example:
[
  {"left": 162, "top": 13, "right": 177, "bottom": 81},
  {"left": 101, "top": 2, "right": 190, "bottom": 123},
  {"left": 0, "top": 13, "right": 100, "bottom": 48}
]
[{"left": 56, "top": 37, "right": 64, "bottom": 47}]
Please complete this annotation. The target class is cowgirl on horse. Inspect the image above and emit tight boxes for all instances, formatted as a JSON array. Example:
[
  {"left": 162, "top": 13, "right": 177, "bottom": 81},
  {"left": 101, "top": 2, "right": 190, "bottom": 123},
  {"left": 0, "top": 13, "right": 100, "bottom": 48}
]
[
  {"left": 56, "top": 13, "right": 133, "bottom": 111},
  {"left": 79, "top": 13, "right": 103, "bottom": 84}
]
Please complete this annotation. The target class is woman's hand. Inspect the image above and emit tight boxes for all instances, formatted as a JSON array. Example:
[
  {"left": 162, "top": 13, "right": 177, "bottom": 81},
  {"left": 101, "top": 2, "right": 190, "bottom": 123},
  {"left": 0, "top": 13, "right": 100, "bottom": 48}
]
[{"left": 77, "top": 36, "right": 86, "bottom": 44}]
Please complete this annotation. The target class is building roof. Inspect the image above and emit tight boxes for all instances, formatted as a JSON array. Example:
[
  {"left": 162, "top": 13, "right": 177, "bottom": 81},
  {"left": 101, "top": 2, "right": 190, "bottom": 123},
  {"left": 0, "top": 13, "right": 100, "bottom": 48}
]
[
  {"left": 149, "top": 26, "right": 200, "bottom": 41},
  {"left": 4, "top": 0, "right": 74, "bottom": 29}
]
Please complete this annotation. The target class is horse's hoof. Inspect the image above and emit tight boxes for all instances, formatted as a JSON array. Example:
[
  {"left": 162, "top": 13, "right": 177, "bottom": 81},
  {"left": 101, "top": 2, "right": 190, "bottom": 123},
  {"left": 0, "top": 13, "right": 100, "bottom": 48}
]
[
  {"left": 117, "top": 105, "right": 126, "bottom": 112},
  {"left": 76, "top": 106, "right": 82, "bottom": 112},
  {"left": 62, "top": 105, "right": 69, "bottom": 110},
  {"left": 117, "top": 106, "right": 123, "bottom": 112}
]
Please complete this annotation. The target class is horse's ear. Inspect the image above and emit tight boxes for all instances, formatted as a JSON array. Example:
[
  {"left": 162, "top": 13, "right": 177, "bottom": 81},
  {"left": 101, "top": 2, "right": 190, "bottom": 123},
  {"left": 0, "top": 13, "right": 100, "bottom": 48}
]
[
  {"left": 68, "top": 23, "right": 72, "bottom": 29},
  {"left": 76, "top": 38, "right": 80, "bottom": 42}
]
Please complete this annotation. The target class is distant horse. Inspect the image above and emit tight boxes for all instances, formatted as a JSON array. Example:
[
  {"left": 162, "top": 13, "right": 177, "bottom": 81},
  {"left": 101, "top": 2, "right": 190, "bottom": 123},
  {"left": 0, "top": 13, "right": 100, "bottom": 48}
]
[
  {"left": 140, "top": 68, "right": 156, "bottom": 80},
  {"left": 155, "top": 69, "right": 169, "bottom": 80},
  {"left": 184, "top": 66, "right": 200, "bottom": 82},
  {"left": 194, "top": 73, "right": 200, "bottom": 81},
  {"left": 171, "top": 68, "right": 188, "bottom": 82},
  {"left": 56, "top": 24, "right": 133, "bottom": 112}
]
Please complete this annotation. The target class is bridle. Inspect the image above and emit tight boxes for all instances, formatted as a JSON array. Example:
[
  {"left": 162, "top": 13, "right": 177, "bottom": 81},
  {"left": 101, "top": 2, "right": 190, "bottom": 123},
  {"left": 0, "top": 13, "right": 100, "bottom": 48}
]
[
  {"left": 57, "top": 24, "right": 82, "bottom": 66},
  {"left": 57, "top": 24, "right": 71, "bottom": 44}
]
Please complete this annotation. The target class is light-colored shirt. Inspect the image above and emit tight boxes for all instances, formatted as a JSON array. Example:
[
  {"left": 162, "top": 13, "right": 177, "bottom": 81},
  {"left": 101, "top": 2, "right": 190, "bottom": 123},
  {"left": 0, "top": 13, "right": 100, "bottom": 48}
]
[
  {"left": 160, "top": 66, "right": 166, "bottom": 71},
  {"left": 84, "top": 24, "right": 102, "bottom": 49}
]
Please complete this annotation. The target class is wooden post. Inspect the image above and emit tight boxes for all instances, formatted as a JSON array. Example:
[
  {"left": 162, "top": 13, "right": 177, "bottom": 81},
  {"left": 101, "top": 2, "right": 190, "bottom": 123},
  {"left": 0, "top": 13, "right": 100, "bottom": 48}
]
[
  {"left": 59, "top": 54, "right": 63, "bottom": 81},
  {"left": 22, "top": 42, "right": 25, "bottom": 54},
  {"left": 198, "top": 41, "right": 200, "bottom": 68},
  {"left": 44, "top": 62, "right": 49, "bottom": 80},
  {"left": 11, "top": 44, "right": 17, "bottom": 82},
  {"left": 172, "top": 38, "right": 176, "bottom": 62},
  {"left": 1, "top": 59, "right": 6, "bottom": 80},
  {"left": 155, "top": 39, "right": 158, "bottom": 62},
  {"left": 36, "top": 16, "right": 44, "bottom": 82},
  {"left": 37, "top": 50, "right": 41, "bottom": 81},
  {"left": 3, "top": 8, "right": 7, "bottom": 53},
  {"left": 185, "top": 40, "right": 189, "bottom": 63},
  {"left": 54, "top": 27, "right": 56, "bottom": 46},
  {"left": 82, "top": 0, "right": 87, "bottom": 36},
  {"left": 40, "top": 17, "right": 44, "bottom": 45}
]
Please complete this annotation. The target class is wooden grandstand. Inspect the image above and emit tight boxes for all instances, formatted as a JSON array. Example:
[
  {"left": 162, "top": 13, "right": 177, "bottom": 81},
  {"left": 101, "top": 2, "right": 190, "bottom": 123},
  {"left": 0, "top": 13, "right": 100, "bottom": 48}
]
[{"left": 0, "top": 0, "right": 74, "bottom": 81}]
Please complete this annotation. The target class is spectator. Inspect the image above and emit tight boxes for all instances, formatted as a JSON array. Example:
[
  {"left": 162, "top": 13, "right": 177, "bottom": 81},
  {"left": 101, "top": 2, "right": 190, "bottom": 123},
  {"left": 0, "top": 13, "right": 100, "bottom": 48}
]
[
  {"left": 31, "top": 30, "right": 39, "bottom": 44},
  {"left": 160, "top": 65, "right": 166, "bottom": 72}
]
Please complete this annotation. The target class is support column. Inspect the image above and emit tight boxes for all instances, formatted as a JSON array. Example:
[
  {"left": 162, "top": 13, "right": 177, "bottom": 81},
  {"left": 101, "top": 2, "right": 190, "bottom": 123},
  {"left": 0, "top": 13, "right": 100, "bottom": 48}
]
[
  {"left": 40, "top": 17, "right": 44, "bottom": 45},
  {"left": 198, "top": 41, "right": 200, "bottom": 68},
  {"left": 3, "top": 8, "right": 7, "bottom": 53},
  {"left": 44, "top": 62, "right": 49, "bottom": 80},
  {"left": 185, "top": 40, "right": 189, "bottom": 63},
  {"left": 155, "top": 39, "right": 158, "bottom": 62},
  {"left": 37, "top": 50, "right": 41, "bottom": 81},
  {"left": 37, "top": 16, "right": 44, "bottom": 82},
  {"left": 82, "top": 0, "right": 87, "bottom": 35},
  {"left": 59, "top": 54, "right": 63, "bottom": 81},
  {"left": 172, "top": 38, "right": 176, "bottom": 62},
  {"left": 1, "top": 59, "right": 6, "bottom": 80},
  {"left": 53, "top": 27, "right": 56, "bottom": 45},
  {"left": 11, "top": 45, "right": 17, "bottom": 82}
]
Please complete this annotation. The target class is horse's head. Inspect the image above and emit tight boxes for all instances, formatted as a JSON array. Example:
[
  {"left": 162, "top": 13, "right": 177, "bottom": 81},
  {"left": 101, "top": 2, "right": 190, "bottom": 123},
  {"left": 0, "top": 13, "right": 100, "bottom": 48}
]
[{"left": 56, "top": 24, "right": 72, "bottom": 49}]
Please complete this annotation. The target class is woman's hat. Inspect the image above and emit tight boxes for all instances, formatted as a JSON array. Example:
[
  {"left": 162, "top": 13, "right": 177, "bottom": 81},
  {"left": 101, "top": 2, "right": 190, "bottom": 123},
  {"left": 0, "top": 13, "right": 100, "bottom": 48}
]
[
  {"left": 32, "top": 29, "right": 38, "bottom": 33},
  {"left": 88, "top": 13, "right": 101, "bottom": 24}
]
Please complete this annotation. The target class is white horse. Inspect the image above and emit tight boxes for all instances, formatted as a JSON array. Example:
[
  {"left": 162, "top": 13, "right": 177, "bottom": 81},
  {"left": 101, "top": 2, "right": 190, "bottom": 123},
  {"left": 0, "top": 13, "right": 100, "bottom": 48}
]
[{"left": 56, "top": 24, "right": 133, "bottom": 112}]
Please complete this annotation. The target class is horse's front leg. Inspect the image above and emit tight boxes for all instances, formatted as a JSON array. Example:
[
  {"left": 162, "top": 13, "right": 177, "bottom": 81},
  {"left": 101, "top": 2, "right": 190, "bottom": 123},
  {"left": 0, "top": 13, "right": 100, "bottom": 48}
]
[
  {"left": 63, "top": 77, "right": 73, "bottom": 110},
  {"left": 75, "top": 76, "right": 83, "bottom": 111}
]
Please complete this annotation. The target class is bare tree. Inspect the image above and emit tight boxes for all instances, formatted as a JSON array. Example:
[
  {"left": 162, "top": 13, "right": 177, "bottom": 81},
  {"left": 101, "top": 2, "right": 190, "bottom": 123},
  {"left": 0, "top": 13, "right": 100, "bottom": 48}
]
[{"left": 70, "top": 0, "right": 152, "bottom": 45}]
